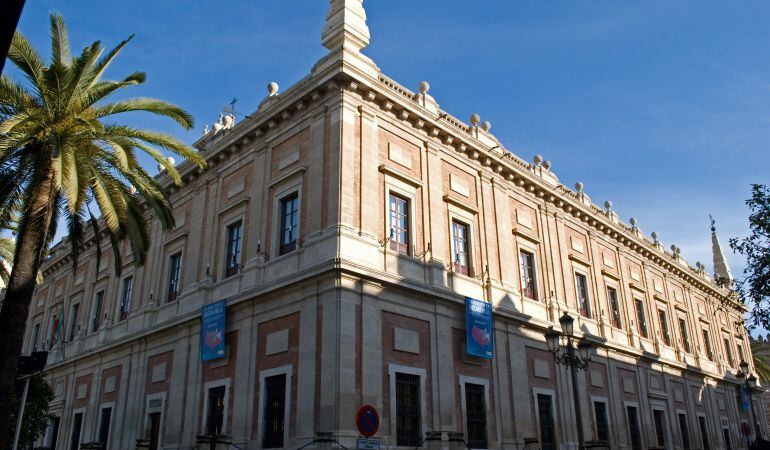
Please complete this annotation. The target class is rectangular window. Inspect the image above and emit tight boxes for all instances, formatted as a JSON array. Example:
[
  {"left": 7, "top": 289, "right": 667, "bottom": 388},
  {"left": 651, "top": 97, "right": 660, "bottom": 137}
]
[
  {"left": 658, "top": 309, "right": 671, "bottom": 346},
  {"left": 679, "top": 318, "right": 691, "bottom": 353},
  {"left": 626, "top": 406, "right": 642, "bottom": 450},
  {"left": 389, "top": 194, "right": 410, "bottom": 255},
  {"left": 279, "top": 193, "right": 299, "bottom": 255},
  {"left": 537, "top": 393, "right": 556, "bottom": 450},
  {"left": 575, "top": 273, "right": 591, "bottom": 318},
  {"left": 395, "top": 372, "right": 421, "bottom": 447},
  {"left": 520, "top": 250, "right": 538, "bottom": 300},
  {"left": 48, "top": 416, "right": 61, "bottom": 450},
  {"left": 698, "top": 416, "right": 710, "bottom": 450},
  {"left": 119, "top": 276, "right": 133, "bottom": 321},
  {"left": 147, "top": 412, "right": 161, "bottom": 450},
  {"left": 653, "top": 409, "right": 667, "bottom": 447},
  {"left": 723, "top": 338, "right": 735, "bottom": 367},
  {"left": 92, "top": 291, "right": 104, "bottom": 332},
  {"left": 593, "top": 401, "right": 609, "bottom": 442},
  {"left": 635, "top": 299, "right": 648, "bottom": 338},
  {"left": 50, "top": 315, "right": 61, "bottom": 345},
  {"left": 465, "top": 383, "right": 487, "bottom": 449},
  {"left": 225, "top": 220, "right": 243, "bottom": 278},
  {"left": 678, "top": 413, "right": 691, "bottom": 450},
  {"left": 206, "top": 385, "right": 226, "bottom": 435},
  {"left": 99, "top": 407, "right": 112, "bottom": 448},
  {"left": 723, "top": 428, "right": 732, "bottom": 450},
  {"left": 69, "top": 411, "right": 83, "bottom": 450},
  {"left": 452, "top": 221, "right": 470, "bottom": 276},
  {"left": 30, "top": 323, "right": 40, "bottom": 352},
  {"left": 167, "top": 252, "right": 182, "bottom": 302},
  {"left": 702, "top": 329, "right": 714, "bottom": 361},
  {"left": 262, "top": 374, "right": 286, "bottom": 448},
  {"left": 68, "top": 303, "right": 80, "bottom": 341},
  {"left": 736, "top": 342, "right": 744, "bottom": 364},
  {"left": 607, "top": 287, "right": 622, "bottom": 329}
]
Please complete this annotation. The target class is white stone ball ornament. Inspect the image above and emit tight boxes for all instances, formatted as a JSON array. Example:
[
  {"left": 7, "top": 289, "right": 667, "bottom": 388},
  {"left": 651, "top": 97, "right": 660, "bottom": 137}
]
[
  {"left": 268, "top": 81, "right": 279, "bottom": 96},
  {"left": 418, "top": 81, "right": 430, "bottom": 94}
]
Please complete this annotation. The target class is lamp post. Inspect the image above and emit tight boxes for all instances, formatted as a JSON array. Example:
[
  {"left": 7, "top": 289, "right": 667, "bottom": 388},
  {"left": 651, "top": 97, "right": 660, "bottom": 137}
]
[
  {"left": 736, "top": 360, "right": 761, "bottom": 442},
  {"left": 545, "top": 312, "right": 592, "bottom": 450}
]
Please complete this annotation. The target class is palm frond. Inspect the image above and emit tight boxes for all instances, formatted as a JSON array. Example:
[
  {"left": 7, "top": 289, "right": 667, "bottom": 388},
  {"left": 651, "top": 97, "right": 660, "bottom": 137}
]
[
  {"left": 49, "top": 12, "right": 72, "bottom": 68},
  {"left": 93, "top": 98, "right": 194, "bottom": 129}
]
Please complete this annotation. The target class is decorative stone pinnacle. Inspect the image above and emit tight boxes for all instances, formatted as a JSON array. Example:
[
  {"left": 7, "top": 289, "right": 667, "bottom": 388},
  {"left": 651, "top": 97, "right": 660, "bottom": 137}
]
[{"left": 322, "top": 0, "right": 371, "bottom": 53}]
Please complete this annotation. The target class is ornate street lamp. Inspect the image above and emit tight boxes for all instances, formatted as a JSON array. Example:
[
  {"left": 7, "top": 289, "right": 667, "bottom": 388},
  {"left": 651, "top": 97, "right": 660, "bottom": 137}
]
[
  {"left": 736, "top": 361, "right": 763, "bottom": 441},
  {"left": 544, "top": 312, "right": 593, "bottom": 449}
]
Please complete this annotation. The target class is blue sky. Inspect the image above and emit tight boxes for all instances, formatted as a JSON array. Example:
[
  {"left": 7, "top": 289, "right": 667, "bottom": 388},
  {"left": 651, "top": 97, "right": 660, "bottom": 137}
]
[{"left": 11, "top": 1, "right": 770, "bottom": 280}]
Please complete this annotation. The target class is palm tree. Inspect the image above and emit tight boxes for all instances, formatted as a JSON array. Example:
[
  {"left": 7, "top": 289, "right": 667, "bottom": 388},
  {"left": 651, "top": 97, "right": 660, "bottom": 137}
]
[
  {"left": 0, "top": 13, "right": 205, "bottom": 439},
  {"left": 0, "top": 236, "right": 13, "bottom": 286},
  {"left": 751, "top": 339, "right": 770, "bottom": 384}
]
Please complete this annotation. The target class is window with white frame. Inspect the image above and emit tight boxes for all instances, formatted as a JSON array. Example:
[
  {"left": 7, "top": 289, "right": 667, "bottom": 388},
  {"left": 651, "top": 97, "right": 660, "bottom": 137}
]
[
  {"left": 702, "top": 328, "right": 714, "bottom": 360},
  {"left": 519, "top": 250, "right": 538, "bottom": 301},
  {"left": 592, "top": 399, "right": 610, "bottom": 442},
  {"left": 452, "top": 220, "right": 471, "bottom": 275},
  {"left": 678, "top": 317, "right": 691, "bottom": 353},
  {"left": 167, "top": 252, "right": 182, "bottom": 302},
  {"left": 625, "top": 404, "right": 642, "bottom": 450},
  {"left": 697, "top": 415, "right": 710, "bottom": 450},
  {"left": 224, "top": 220, "right": 243, "bottom": 278},
  {"left": 652, "top": 408, "right": 667, "bottom": 447},
  {"left": 607, "top": 287, "right": 621, "bottom": 329},
  {"left": 388, "top": 193, "right": 410, "bottom": 255},
  {"left": 658, "top": 309, "right": 671, "bottom": 346},
  {"left": 69, "top": 410, "right": 84, "bottom": 450},
  {"left": 535, "top": 391, "right": 556, "bottom": 450},
  {"left": 279, "top": 192, "right": 299, "bottom": 255},
  {"left": 68, "top": 302, "right": 80, "bottom": 341},
  {"left": 460, "top": 377, "right": 488, "bottom": 449},
  {"left": 575, "top": 272, "right": 591, "bottom": 318},
  {"left": 92, "top": 291, "right": 104, "bottom": 332},
  {"left": 634, "top": 298, "right": 648, "bottom": 338},
  {"left": 118, "top": 276, "right": 133, "bottom": 321},
  {"left": 677, "top": 412, "right": 691, "bottom": 450},
  {"left": 205, "top": 384, "right": 227, "bottom": 435},
  {"left": 98, "top": 405, "right": 113, "bottom": 448}
]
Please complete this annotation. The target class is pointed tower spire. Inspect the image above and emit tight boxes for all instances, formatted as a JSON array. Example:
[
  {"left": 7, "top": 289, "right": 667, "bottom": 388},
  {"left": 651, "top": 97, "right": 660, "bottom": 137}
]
[
  {"left": 316, "top": 0, "right": 379, "bottom": 77},
  {"left": 710, "top": 215, "right": 734, "bottom": 285}
]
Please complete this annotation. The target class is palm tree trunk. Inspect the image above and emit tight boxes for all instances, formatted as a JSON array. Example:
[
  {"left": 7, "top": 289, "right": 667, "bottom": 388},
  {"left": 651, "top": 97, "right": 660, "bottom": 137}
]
[{"left": 0, "top": 158, "right": 55, "bottom": 444}]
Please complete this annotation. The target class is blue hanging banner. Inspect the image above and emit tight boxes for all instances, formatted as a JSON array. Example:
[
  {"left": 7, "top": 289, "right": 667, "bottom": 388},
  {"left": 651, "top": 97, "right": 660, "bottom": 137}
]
[
  {"left": 201, "top": 299, "right": 227, "bottom": 361},
  {"left": 740, "top": 385, "right": 750, "bottom": 411},
  {"left": 465, "top": 297, "right": 494, "bottom": 358}
]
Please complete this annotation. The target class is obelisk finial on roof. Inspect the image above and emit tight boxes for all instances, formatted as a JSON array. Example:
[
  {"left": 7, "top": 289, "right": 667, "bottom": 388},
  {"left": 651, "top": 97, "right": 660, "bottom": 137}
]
[
  {"left": 316, "top": 0, "right": 378, "bottom": 77},
  {"left": 710, "top": 215, "right": 734, "bottom": 286},
  {"left": 322, "top": 0, "right": 370, "bottom": 53}
]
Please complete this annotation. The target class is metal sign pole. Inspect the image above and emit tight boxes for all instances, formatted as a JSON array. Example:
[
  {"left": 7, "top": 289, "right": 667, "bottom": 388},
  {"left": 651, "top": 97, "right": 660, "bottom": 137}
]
[{"left": 11, "top": 375, "right": 31, "bottom": 450}]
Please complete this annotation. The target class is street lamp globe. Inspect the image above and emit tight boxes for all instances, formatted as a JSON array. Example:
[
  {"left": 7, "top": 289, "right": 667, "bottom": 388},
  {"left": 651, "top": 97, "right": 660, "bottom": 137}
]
[
  {"left": 740, "top": 360, "right": 750, "bottom": 374},
  {"left": 545, "top": 327, "right": 561, "bottom": 353},
  {"left": 559, "top": 312, "right": 575, "bottom": 336},
  {"left": 748, "top": 374, "right": 758, "bottom": 389},
  {"left": 578, "top": 339, "right": 592, "bottom": 362}
]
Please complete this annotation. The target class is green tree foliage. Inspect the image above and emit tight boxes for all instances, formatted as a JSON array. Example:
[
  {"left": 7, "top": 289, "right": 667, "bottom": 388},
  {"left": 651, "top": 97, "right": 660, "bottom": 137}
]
[
  {"left": 0, "top": 13, "right": 206, "bottom": 441},
  {"left": 5, "top": 374, "right": 54, "bottom": 450},
  {"left": 730, "top": 184, "right": 770, "bottom": 331}
]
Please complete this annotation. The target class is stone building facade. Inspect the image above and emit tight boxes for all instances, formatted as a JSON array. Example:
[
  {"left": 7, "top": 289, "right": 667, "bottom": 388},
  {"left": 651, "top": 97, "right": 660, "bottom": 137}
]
[{"left": 24, "top": 2, "right": 766, "bottom": 449}]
